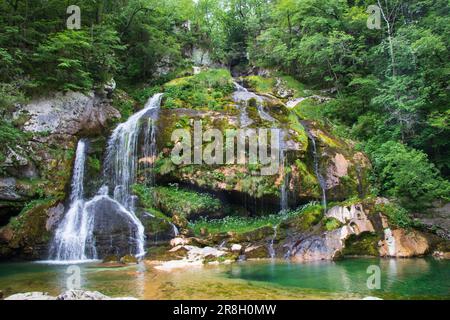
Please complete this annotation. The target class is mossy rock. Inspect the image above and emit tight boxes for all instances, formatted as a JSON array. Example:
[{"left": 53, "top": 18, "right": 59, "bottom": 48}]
[
  {"left": 342, "top": 232, "right": 381, "bottom": 257},
  {"left": 103, "top": 255, "right": 120, "bottom": 263},
  {"left": 281, "top": 205, "right": 324, "bottom": 232},
  {"left": 120, "top": 254, "right": 138, "bottom": 264},
  {"left": 0, "top": 198, "right": 62, "bottom": 259}
]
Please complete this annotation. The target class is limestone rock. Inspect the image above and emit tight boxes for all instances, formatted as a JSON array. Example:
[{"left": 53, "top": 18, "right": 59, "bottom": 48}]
[
  {"left": 15, "top": 91, "right": 120, "bottom": 136},
  {"left": 231, "top": 244, "right": 242, "bottom": 252},
  {"left": 378, "top": 228, "right": 429, "bottom": 257},
  {"left": 244, "top": 245, "right": 270, "bottom": 259}
]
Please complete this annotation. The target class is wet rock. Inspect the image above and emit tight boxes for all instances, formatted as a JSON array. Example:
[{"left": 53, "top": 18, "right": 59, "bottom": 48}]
[
  {"left": 170, "top": 237, "right": 191, "bottom": 247},
  {"left": 326, "top": 204, "right": 375, "bottom": 234},
  {"left": 0, "top": 178, "right": 21, "bottom": 201},
  {"left": 155, "top": 245, "right": 228, "bottom": 271},
  {"left": 378, "top": 229, "right": 429, "bottom": 258},
  {"left": 244, "top": 245, "right": 270, "bottom": 259},
  {"left": 432, "top": 251, "right": 450, "bottom": 259},
  {"left": 290, "top": 227, "right": 351, "bottom": 262},
  {"left": 103, "top": 255, "right": 120, "bottom": 263},
  {"left": 85, "top": 196, "right": 141, "bottom": 258},
  {"left": 45, "top": 203, "right": 65, "bottom": 231},
  {"left": 120, "top": 254, "right": 138, "bottom": 264}
]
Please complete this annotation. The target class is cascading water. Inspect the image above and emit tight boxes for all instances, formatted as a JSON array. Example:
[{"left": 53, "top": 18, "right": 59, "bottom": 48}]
[
  {"left": 232, "top": 81, "right": 253, "bottom": 127},
  {"left": 50, "top": 140, "right": 96, "bottom": 261},
  {"left": 279, "top": 131, "right": 288, "bottom": 212},
  {"left": 103, "top": 93, "right": 163, "bottom": 257},
  {"left": 50, "top": 93, "right": 163, "bottom": 262},
  {"left": 105, "top": 93, "right": 163, "bottom": 210},
  {"left": 305, "top": 129, "right": 327, "bottom": 213},
  {"left": 268, "top": 225, "right": 278, "bottom": 259}
]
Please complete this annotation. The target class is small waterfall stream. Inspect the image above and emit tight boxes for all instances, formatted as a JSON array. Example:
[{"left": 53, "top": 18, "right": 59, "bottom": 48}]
[
  {"left": 279, "top": 130, "right": 289, "bottom": 212},
  {"left": 305, "top": 129, "right": 327, "bottom": 212},
  {"left": 268, "top": 225, "right": 278, "bottom": 259},
  {"left": 50, "top": 140, "right": 96, "bottom": 261}
]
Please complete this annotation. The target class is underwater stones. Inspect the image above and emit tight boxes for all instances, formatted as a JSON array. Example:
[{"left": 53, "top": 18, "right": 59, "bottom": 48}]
[
  {"left": 4, "top": 292, "right": 57, "bottom": 300},
  {"left": 5, "top": 290, "right": 138, "bottom": 300},
  {"left": 378, "top": 229, "right": 429, "bottom": 258}
]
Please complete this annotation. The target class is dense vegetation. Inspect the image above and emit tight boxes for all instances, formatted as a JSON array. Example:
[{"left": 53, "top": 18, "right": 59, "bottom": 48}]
[{"left": 0, "top": 0, "right": 448, "bottom": 213}]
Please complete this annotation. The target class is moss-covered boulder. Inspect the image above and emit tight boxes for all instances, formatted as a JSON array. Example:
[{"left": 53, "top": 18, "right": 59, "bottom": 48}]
[{"left": 0, "top": 198, "right": 63, "bottom": 260}]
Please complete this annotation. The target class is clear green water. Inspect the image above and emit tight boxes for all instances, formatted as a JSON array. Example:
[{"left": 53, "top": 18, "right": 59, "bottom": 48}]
[
  {"left": 225, "top": 258, "right": 450, "bottom": 299},
  {"left": 0, "top": 258, "right": 448, "bottom": 300}
]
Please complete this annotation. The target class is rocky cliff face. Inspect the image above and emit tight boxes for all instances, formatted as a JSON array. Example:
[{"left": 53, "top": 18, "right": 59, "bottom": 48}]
[{"left": 0, "top": 69, "right": 446, "bottom": 262}]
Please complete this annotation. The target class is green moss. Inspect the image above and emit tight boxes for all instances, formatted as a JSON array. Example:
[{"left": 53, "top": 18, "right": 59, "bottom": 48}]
[
  {"left": 162, "top": 69, "right": 234, "bottom": 110},
  {"left": 343, "top": 232, "right": 380, "bottom": 256},
  {"left": 288, "top": 113, "right": 308, "bottom": 151},
  {"left": 277, "top": 75, "right": 307, "bottom": 98},
  {"left": 243, "top": 76, "right": 275, "bottom": 94},
  {"left": 375, "top": 203, "right": 415, "bottom": 229},
  {"left": 323, "top": 217, "right": 342, "bottom": 231},
  {"left": 153, "top": 185, "right": 222, "bottom": 219},
  {"left": 189, "top": 203, "right": 318, "bottom": 236},
  {"left": 282, "top": 204, "right": 324, "bottom": 231},
  {"left": 6, "top": 198, "right": 60, "bottom": 249}
]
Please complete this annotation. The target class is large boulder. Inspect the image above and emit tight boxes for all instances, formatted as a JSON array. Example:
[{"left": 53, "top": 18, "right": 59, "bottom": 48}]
[
  {"left": 84, "top": 195, "right": 142, "bottom": 258},
  {"left": 14, "top": 91, "right": 120, "bottom": 137}
]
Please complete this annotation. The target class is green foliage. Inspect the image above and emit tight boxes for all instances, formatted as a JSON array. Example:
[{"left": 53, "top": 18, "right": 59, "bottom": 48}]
[
  {"left": 375, "top": 203, "right": 414, "bottom": 229},
  {"left": 153, "top": 185, "right": 222, "bottom": 218},
  {"left": 368, "top": 141, "right": 450, "bottom": 209},
  {"left": 324, "top": 217, "right": 342, "bottom": 231},
  {"left": 188, "top": 202, "right": 321, "bottom": 235},
  {"left": 343, "top": 233, "right": 380, "bottom": 256},
  {"left": 31, "top": 28, "right": 123, "bottom": 91}
]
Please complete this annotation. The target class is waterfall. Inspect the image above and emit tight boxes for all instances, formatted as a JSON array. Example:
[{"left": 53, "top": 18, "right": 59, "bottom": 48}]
[
  {"left": 105, "top": 93, "right": 163, "bottom": 210},
  {"left": 279, "top": 131, "right": 288, "bottom": 212},
  {"left": 306, "top": 129, "right": 327, "bottom": 213},
  {"left": 50, "top": 140, "right": 96, "bottom": 262},
  {"left": 170, "top": 223, "right": 179, "bottom": 237},
  {"left": 268, "top": 225, "right": 278, "bottom": 259},
  {"left": 142, "top": 114, "right": 158, "bottom": 186},
  {"left": 103, "top": 93, "right": 163, "bottom": 257},
  {"left": 232, "top": 81, "right": 253, "bottom": 127},
  {"left": 50, "top": 93, "right": 163, "bottom": 262}
]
